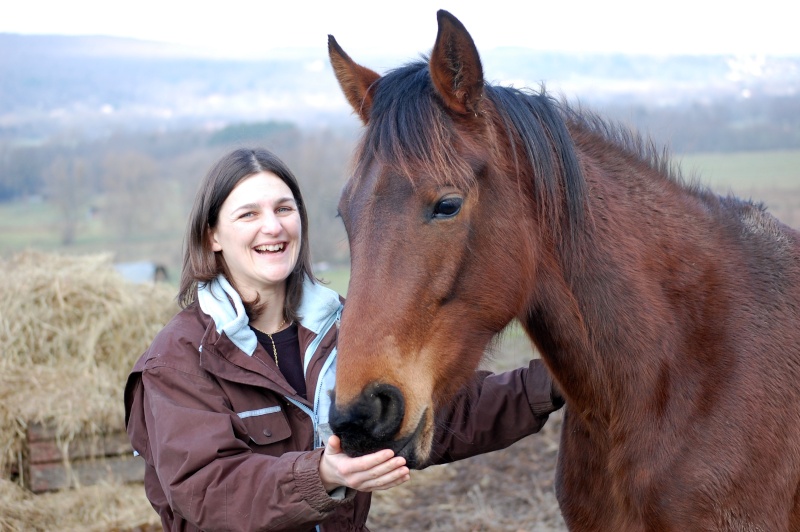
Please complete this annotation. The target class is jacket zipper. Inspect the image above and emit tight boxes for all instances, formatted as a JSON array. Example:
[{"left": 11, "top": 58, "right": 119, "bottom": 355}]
[{"left": 289, "top": 305, "right": 342, "bottom": 450}]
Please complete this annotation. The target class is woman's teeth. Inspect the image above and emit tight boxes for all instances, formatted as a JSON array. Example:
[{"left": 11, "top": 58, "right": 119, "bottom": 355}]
[{"left": 255, "top": 244, "right": 284, "bottom": 253}]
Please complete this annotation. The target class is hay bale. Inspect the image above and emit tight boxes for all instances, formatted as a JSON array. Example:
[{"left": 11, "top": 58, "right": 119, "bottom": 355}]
[{"left": 0, "top": 251, "right": 177, "bottom": 493}]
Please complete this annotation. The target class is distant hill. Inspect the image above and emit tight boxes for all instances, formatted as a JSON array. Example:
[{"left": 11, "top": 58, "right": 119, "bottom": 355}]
[
  {"left": 2, "top": 33, "right": 799, "bottom": 141},
  {"left": 0, "top": 33, "right": 352, "bottom": 137}
]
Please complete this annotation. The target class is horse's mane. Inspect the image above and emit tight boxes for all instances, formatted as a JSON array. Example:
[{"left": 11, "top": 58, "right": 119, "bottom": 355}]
[
  {"left": 356, "top": 59, "right": 701, "bottom": 248},
  {"left": 565, "top": 104, "right": 683, "bottom": 183}
]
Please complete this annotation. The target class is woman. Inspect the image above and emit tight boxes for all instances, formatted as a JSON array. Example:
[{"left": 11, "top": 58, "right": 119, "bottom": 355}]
[{"left": 124, "top": 147, "right": 563, "bottom": 531}]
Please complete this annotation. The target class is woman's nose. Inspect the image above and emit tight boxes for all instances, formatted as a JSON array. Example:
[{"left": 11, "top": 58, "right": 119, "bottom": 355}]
[{"left": 260, "top": 212, "right": 282, "bottom": 234}]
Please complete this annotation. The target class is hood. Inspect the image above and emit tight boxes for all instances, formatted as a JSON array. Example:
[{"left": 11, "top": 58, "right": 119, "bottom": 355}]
[{"left": 197, "top": 274, "right": 342, "bottom": 357}]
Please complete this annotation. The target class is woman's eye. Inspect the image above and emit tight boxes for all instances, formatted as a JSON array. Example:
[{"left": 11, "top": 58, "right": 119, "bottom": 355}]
[{"left": 433, "top": 197, "right": 463, "bottom": 219}]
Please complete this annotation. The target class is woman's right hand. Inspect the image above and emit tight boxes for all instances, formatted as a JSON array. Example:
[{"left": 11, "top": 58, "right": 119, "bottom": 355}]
[{"left": 319, "top": 435, "right": 410, "bottom": 493}]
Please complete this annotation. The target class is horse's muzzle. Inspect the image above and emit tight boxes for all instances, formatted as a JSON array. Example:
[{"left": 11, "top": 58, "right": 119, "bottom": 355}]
[{"left": 328, "top": 382, "right": 408, "bottom": 458}]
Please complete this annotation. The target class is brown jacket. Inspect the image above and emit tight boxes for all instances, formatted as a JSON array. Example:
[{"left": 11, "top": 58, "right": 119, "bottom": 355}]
[{"left": 125, "top": 278, "right": 560, "bottom": 532}]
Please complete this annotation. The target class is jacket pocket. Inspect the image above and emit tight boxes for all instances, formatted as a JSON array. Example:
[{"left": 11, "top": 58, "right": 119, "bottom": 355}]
[{"left": 238, "top": 406, "right": 292, "bottom": 446}]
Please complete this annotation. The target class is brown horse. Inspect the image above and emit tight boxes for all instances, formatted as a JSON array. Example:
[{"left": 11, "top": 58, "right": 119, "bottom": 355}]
[{"left": 327, "top": 10, "right": 800, "bottom": 531}]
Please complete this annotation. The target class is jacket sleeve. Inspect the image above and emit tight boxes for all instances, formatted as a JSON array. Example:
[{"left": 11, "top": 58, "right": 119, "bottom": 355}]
[
  {"left": 424, "top": 358, "right": 562, "bottom": 467},
  {"left": 138, "top": 362, "right": 352, "bottom": 532}
]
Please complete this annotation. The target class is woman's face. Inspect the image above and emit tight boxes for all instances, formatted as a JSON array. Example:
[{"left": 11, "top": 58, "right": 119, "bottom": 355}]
[{"left": 210, "top": 171, "right": 302, "bottom": 298}]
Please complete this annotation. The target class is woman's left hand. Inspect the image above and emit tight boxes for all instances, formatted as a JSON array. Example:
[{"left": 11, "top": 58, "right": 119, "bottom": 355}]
[{"left": 319, "top": 435, "right": 410, "bottom": 493}]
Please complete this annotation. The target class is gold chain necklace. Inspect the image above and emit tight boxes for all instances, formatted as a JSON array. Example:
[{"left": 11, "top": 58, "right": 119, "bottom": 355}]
[{"left": 253, "top": 318, "right": 286, "bottom": 367}]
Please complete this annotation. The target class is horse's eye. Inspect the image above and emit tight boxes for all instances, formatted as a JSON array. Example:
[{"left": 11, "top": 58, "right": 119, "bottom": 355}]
[{"left": 433, "top": 196, "right": 463, "bottom": 219}]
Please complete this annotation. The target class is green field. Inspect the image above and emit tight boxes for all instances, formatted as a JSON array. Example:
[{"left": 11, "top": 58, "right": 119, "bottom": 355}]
[
  {"left": 315, "top": 266, "right": 351, "bottom": 295},
  {"left": 1, "top": 149, "right": 797, "bottom": 266},
  {"left": 678, "top": 149, "right": 800, "bottom": 192},
  {"left": 0, "top": 200, "right": 107, "bottom": 250}
]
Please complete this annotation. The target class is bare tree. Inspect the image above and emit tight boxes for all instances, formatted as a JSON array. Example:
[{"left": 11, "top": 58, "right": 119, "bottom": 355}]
[
  {"left": 44, "top": 156, "right": 89, "bottom": 246},
  {"left": 274, "top": 130, "right": 354, "bottom": 266},
  {"left": 101, "top": 151, "right": 171, "bottom": 241}
]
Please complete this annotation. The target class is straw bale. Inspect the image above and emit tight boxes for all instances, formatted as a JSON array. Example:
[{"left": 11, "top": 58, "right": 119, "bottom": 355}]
[{"left": 0, "top": 251, "right": 178, "bottom": 477}]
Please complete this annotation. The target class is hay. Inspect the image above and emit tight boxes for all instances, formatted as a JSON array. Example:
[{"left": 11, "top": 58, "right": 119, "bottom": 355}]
[
  {"left": 0, "top": 478, "right": 159, "bottom": 531},
  {"left": 0, "top": 251, "right": 177, "bottom": 530}
]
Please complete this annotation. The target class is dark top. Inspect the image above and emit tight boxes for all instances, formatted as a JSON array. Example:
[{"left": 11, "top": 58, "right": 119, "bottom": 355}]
[{"left": 254, "top": 323, "right": 306, "bottom": 399}]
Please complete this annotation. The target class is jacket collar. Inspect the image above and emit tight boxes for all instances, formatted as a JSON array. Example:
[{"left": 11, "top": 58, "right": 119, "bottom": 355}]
[
  {"left": 197, "top": 275, "right": 256, "bottom": 355},
  {"left": 297, "top": 277, "right": 342, "bottom": 335},
  {"left": 197, "top": 274, "right": 342, "bottom": 357}
]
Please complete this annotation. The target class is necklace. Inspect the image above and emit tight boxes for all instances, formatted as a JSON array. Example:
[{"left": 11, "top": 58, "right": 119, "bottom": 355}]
[{"left": 253, "top": 318, "right": 286, "bottom": 367}]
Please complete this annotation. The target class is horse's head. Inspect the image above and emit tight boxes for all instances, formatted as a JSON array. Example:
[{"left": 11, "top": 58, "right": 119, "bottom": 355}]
[{"left": 327, "top": 10, "right": 572, "bottom": 465}]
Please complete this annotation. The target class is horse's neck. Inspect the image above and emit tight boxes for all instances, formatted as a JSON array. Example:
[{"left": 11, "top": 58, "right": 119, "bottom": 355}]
[{"left": 523, "top": 151, "right": 719, "bottom": 422}]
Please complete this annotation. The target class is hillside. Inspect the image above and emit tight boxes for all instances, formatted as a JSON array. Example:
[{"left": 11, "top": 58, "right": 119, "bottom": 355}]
[{"left": 3, "top": 33, "right": 799, "bottom": 142}]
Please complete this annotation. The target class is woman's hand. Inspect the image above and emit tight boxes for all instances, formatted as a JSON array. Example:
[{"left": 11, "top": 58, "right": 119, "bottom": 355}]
[{"left": 319, "top": 435, "right": 410, "bottom": 493}]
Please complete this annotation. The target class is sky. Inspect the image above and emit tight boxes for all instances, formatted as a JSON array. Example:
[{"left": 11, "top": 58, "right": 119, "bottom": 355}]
[{"left": 1, "top": 0, "right": 797, "bottom": 59}]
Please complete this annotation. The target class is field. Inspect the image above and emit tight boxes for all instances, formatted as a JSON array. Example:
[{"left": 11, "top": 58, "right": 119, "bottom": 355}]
[
  {"left": 680, "top": 149, "right": 800, "bottom": 190},
  {"left": 1, "top": 149, "right": 798, "bottom": 531},
  {"left": 680, "top": 149, "right": 800, "bottom": 229},
  {"left": 1, "top": 149, "right": 799, "bottom": 269}
]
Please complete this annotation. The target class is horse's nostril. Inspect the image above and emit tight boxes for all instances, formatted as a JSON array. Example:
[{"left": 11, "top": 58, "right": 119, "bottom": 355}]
[
  {"left": 368, "top": 383, "right": 404, "bottom": 440},
  {"left": 329, "top": 382, "right": 405, "bottom": 453}
]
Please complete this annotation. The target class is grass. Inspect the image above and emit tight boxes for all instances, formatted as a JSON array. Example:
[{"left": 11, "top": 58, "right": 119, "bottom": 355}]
[
  {"left": 316, "top": 266, "right": 351, "bottom": 295},
  {"left": 0, "top": 200, "right": 110, "bottom": 251},
  {"left": 678, "top": 149, "right": 800, "bottom": 192}
]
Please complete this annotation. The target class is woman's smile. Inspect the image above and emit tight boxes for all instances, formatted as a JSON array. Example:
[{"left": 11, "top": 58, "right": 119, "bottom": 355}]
[{"left": 254, "top": 243, "right": 285, "bottom": 253}]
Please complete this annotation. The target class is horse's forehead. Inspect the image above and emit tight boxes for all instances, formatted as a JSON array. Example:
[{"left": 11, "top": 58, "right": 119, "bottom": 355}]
[{"left": 340, "top": 158, "right": 408, "bottom": 219}]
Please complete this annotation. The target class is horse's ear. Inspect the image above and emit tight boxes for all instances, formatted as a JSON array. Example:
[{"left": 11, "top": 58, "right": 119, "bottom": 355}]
[
  {"left": 429, "top": 10, "right": 484, "bottom": 116},
  {"left": 328, "top": 35, "right": 381, "bottom": 124}
]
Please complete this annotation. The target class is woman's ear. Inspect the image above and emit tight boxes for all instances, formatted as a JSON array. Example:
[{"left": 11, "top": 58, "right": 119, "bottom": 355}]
[{"left": 209, "top": 226, "right": 222, "bottom": 252}]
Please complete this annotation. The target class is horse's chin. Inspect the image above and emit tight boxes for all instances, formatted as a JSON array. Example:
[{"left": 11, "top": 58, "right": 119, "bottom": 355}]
[
  {"left": 393, "top": 411, "right": 432, "bottom": 468},
  {"left": 339, "top": 410, "right": 431, "bottom": 469}
]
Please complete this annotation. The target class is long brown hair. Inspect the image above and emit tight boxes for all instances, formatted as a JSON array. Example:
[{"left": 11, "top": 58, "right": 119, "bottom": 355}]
[{"left": 178, "top": 147, "right": 315, "bottom": 323}]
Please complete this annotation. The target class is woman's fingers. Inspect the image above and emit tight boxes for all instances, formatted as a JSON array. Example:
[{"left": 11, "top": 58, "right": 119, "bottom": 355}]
[
  {"left": 319, "top": 437, "right": 411, "bottom": 492},
  {"left": 339, "top": 453, "right": 404, "bottom": 477},
  {"left": 352, "top": 461, "right": 411, "bottom": 492}
]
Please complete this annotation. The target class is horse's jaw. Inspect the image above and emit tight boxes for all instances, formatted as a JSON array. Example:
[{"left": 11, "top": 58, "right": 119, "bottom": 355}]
[{"left": 396, "top": 410, "right": 434, "bottom": 468}]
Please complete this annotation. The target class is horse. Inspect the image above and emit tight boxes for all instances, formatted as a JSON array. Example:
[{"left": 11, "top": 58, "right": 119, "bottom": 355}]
[{"left": 326, "top": 10, "right": 800, "bottom": 531}]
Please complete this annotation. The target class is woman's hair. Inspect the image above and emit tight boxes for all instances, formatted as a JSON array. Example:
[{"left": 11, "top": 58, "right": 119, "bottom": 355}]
[{"left": 178, "top": 147, "right": 315, "bottom": 323}]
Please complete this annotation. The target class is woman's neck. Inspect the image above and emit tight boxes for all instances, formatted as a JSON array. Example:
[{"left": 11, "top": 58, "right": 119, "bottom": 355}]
[{"left": 247, "top": 284, "right": 288, "bottom": 334}]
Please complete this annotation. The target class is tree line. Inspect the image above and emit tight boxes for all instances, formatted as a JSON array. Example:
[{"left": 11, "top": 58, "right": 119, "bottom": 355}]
[
  {"left": 0, "top": 121, "right": 358, "bottom": 271},
  {"left": 1, "top": 90, "right": 799, "bottom": 271}
]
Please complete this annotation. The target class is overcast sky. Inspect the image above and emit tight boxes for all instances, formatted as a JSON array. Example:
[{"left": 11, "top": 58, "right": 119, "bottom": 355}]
[{"left": 1, "top": 0, "right": 797, "bottom": 58}]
